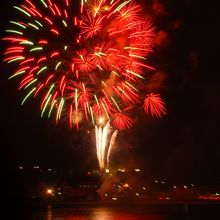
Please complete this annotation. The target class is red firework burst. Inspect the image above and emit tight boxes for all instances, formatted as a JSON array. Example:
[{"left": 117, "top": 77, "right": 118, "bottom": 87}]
[
  {"left": 144, "top": 93, "right": 167, "bottom": 118},
  {"left": 3, "top": 0, "right": 166, "bottom": 130}
]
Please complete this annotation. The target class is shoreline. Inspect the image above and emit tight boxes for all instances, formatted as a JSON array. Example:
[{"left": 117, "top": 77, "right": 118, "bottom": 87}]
[{"left": 20, "top": 199, "right": 220, "bottom": 208}]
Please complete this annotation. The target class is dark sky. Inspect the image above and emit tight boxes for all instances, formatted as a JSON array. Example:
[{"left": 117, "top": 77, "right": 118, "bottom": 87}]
[{"left": 0, "top": 0, "right": 219, "bottom": 184}]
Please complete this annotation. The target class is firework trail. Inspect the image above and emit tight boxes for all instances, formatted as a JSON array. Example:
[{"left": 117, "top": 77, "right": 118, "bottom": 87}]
[
  {"left": 95, "top": 120, "right": 118, "bottom": 170},
  {"left": 95, "top": 121, "right": 109, "bottom": 170},
  {"left": 3, "top": 0, "right": 167, "bottom": 169},
  {"left": 107, "top": 129, "right": 118, "bottom": 169}
]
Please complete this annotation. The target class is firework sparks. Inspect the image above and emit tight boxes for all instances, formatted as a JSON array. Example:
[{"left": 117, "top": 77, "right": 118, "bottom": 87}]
[
  {"left": 3, "top": 0, "right": 166, "bottom": 130},
  {"left": 95, "top": 120, "right": 118, "bottom": 170},
  {"left": 144, "top": 93, "right": 167, "bottom": 118},
  {"left": 107, "top": 129, "right": 118, "bottom": 169},
  {"left": 3, "top": 0, "right": 167, "bottom": 170}
]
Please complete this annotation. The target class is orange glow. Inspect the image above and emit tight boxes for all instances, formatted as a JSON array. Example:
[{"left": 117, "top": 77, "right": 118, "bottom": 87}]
[
  {"left": 47, "top": 189, "right": 53, "bottom": 195},
  {"left": 123, "top": 183, "right": 129, "bottom": 188},
  {"left": 104, "top": 6, "right": 109, "bottom": 11}
]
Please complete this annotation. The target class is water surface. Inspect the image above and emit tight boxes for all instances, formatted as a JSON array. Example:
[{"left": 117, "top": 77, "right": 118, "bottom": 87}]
[{"left": 7, "top": 203, "right": 220, "bottom": 220}]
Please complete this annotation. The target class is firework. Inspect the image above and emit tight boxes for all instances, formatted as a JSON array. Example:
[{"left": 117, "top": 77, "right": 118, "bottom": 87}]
[
  {"left": 143, "top": 93, "right": 166, "bottom": 118},
  {"left": 3, "top": 0, "right": 166, "bottom": 131},
  {"left": 95, "top": 120, "right": 117, "bottom": 170},
  {"left": 107, "top": 129, "right": 118, "bottom": 168},
  {"left": 3, "top": 0, "right": 167, "bottom": 170}
]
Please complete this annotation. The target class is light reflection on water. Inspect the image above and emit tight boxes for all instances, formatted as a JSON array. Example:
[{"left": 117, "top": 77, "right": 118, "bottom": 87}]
[
  {"left": 31, "top": 205, "right": 169, "bottom": 220},
  {"left": 61, "top": 209, "right": 162, "bottom": 220},
  {"left": 22, "top": 203, "right": 220, "bottom": 220}
]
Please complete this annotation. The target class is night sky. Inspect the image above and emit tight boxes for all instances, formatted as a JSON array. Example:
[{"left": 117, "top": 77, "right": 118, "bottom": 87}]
[{"left": 0, "top": 0, "right": 219, "bottom": 184}]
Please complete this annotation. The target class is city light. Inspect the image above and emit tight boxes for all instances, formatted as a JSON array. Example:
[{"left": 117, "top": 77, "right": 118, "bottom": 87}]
[{"left": 47, "top": 189, "right": 54, "bottom": 195}]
